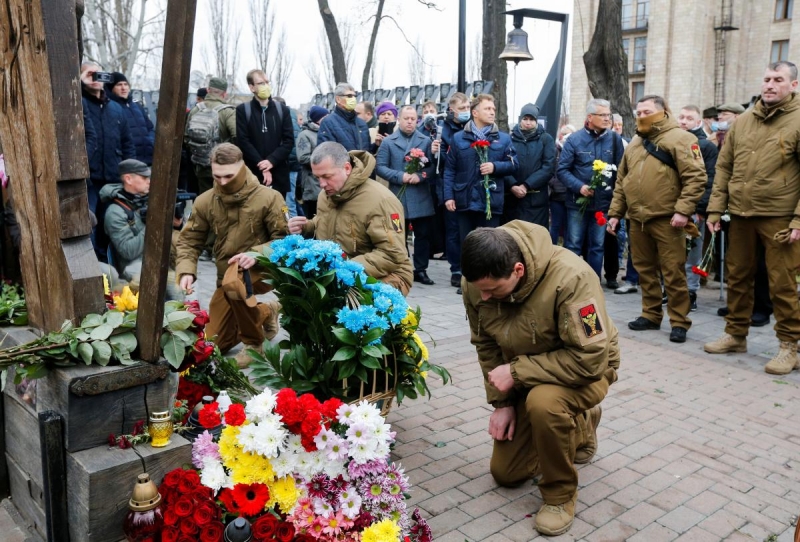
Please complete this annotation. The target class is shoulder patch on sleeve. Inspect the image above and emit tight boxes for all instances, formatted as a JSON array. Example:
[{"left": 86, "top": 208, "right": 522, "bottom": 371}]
[
  {"left": 390, "top": 213, "right": 403, "bottom": 233},
  {"left": 691, "top": 143, "right": 701, "bottom": 161},
  {"left": 568, "top": 297, "right": 608, "bottom": 346}
]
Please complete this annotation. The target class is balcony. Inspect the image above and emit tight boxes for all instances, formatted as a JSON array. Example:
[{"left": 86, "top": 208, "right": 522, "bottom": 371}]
[{"left": 622, "top": 15, "right": 648, "bottom": 31}]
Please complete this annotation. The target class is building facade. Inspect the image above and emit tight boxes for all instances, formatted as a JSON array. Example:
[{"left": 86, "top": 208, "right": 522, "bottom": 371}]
[{"left": 570, "top": 0, "right": 799, "bottom": 124}]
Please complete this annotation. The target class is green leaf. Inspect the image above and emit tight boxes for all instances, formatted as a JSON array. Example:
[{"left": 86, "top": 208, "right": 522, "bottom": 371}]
[
  {"left": 277, "top": 267, "right": 306, "bottom": 283},
  {"left": 163, "top": 300, "right": 184, "bottom": 316},
  {"left": 75, "top": 331, "right": 91, "bottom": 341},
  {"left": 395, "top": 386, "right": 405, "bottom": 404},
  {"left": 11, "top": 313, "right": 28, "bottom": 326},
  {"left": 312, "top": 281, "right": 326, "bottom": 299},
  {"left": 337, "top": 359, "right": 358, "bottom": 380},
  {"left": 80, "top": 313, "right": 103, "bottom": 328},
  {"left": 89, "top": 324, "right": 114, "bottom": 341},
  {"left": 160, "top": 332, "right": 188, "bottom": 369},
  {"left": 331, "top": 346, "right": 357, "bottom": 361},
  {"left": 166, "top": 310, "right": 195, "bottom": 332},
  {"left": 359, "top": 355, "right": 383, "bottom": 370},
  {"left": 332, "top": 327, "right": 358, "bottom": 346},
  {"left": 25, "top": 363, "right": 50, "bottom": 380},
  {"left": 104, "top": 311, "right": 124, "bottom": 328},
  {"left": 109, "top": 332, "right": 138, "bottom": 354},
  {"left": 92, "top": 341, "right": 112, "bottom": 366},
  {"left": 77, "top": 342, "right": 94, "bottom": 365},
  {"left": 362, "top": 328, "right": 385, "bottom": 345},
  {"left": 362, "top": 345, "right": 384, "bottom": 359}
]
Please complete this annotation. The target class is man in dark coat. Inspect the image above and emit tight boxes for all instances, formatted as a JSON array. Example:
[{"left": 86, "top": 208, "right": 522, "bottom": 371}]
[
  {"left": 106, "top": 72, "right": 155, "bottom": 165},
  {"left": 235, "top": 69, "right": 295, "bottom": 198},
  {"left": 317, "top": 83, "right": 371, "bottom": 152},
  {"left": 505, "top": 104, "right": 556, "bottom": 227}
]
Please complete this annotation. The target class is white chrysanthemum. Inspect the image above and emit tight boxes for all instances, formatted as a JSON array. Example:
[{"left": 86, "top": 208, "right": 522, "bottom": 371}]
[
  {"left": 200, "top": 458, "right": 231, "bottom": 492},
  {"left": 250, "top": 423, "right": 287, "bottom": 458},
  {"left": 371, "top": 422, "right": 393, "bottom": 443},
  {"left": 294, "top": 452, "right": 316, "bottom": 479},
  {"left": 245, "top": 390, "right": 277, "bottom": 422},
  {"left": 345, "top": 421, "right": 374, "bottom": 445},
  {"left": 236, "top": 423, "right": 261, "bottom": 453},
  {"left": 313, "top": 427, "right": 336, "bottom": 451},
  {"left": 271, "top": 451, "right": 298, "bottom": 478},
  {"left": 325, "top": 435, "right": 349, "bottom": 463},
  {"left": 338, "top": 490, "right": 362, "bottom": 519},
  {"left": 323, "top": 460, "right": 347, "bottom": 479},
  {"left": 350, "top": 401, "right": 383, "bottom": 426},
  {"left": 336, "top": 403, "right": 355, "bottom": 425},
  {"left": 285, "top": 433, "right": 305, "bottom": 454},
  {"left": 373, "top": 441, "right": 391, "bottom": 460},
  {"left": 312, "top": 497, "right": 334, "bottom": 518},
  {"left": 349, "top": 440, "right": 379, "bottom": 464}
]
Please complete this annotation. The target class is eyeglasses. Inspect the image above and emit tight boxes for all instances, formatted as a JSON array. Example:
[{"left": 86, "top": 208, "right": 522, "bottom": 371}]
[
  {"left": 338, "top": 93, "right": 357, "bottom": 98},
  {"left": 591, "top": 113, "right": 613, "bottom": 119}
]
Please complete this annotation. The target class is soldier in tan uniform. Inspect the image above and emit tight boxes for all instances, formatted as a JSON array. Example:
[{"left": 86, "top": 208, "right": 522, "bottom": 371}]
[
  {"left": 607, "top": 95, "right": 707, "bottom": 344},
  {"left": 704, "top": 61, "right": 800, "bottom": 375},
  {"left": 287, "top": 142, "right": 413, "bottom": 295},
  {"left": 461, "top": 221, "right": 620, "bottom": 537}
]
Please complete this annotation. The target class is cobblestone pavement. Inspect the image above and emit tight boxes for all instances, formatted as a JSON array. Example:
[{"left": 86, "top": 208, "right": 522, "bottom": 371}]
[{"left": 5, "top": 252, "right": 799, "bottom": 541}]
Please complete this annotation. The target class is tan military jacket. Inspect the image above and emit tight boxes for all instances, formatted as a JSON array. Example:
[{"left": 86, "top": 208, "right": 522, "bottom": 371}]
[
  {"left": 707, "top": 93, "right": 800, "bottom": 228},
  {"left": 185, "top": 94, "right": 237, "bottom": 143},
  {"left": 462, "top": 221, "right": 620, "bottom": 408},
  {"left": 176, "top": 164, "right": 288, "bottom": 282},
  {"left": 301, "top": 151, "right": 413, "bottom": 292},
  {"left": 608, "top": 114, "right": 707, "bottom": 222}
]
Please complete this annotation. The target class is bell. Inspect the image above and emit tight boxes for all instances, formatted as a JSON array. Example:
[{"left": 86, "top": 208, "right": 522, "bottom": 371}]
[{"left": 499, "top": 25, "right": 534, "bottom": 64}]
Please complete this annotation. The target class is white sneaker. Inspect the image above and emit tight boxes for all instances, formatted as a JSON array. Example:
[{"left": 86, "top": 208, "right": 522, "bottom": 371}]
[{"left": 614, "top": 282, "right": 638, "bottom": 294}]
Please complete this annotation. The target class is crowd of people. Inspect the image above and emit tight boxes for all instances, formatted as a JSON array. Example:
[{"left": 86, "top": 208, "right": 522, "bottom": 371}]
[{"left": 66, "top": 56, "right": 800, "bottom": 537}]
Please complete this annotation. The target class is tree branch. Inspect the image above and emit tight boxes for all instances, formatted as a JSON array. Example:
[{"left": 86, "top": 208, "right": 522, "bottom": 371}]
[{"left": 381, "top": 15, "right": 433, "bottom": 67}]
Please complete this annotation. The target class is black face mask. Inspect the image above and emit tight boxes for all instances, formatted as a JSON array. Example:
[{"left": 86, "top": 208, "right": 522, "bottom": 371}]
[{"left": 378, "top": 122, "right": 396, "bottom": 136}]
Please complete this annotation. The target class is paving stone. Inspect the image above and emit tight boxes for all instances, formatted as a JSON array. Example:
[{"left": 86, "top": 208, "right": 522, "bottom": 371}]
[
  {"left": 684, "top": 490, "right": 729, "bottom": 515},
  {"left": 416, "top": 487, "right": 472, "bottom": 516},
  {"left": 617, "top": 501, "right": 667, "bottom": 529},
  {"left": 459, "top": 510, "right": 514, "bottom": 540},
  {"left": 657, "top": 505, "right": 705, "bottom": 534},
  {"left": 580, "top": 499, "right": 628, "bottom": 528},
  {"left": 627, "top": 522, "right": 679, "bottom": 542},
  {"left": 582, "top": 519, "right": 637, "bottom": 542}
]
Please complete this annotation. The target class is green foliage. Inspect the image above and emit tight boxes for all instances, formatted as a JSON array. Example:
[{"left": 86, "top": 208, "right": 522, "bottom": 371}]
[{"left": 0, "top": 284, "right": 28, "bottom": 326}]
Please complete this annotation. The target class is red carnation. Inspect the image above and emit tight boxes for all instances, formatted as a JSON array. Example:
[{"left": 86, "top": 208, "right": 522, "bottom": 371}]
[
  {"left": 275, "top": 521, "right": 295, "bottom": 542},
  {"left": 173, "top": 497, "right": 194, "bottom": 518},
  {"left": 691, "top": 265, "right": 709, "bottom": 278},
  {"left": 321, "top": 398, "right": 343, "bottom": 423},
  {"left": 252, "top": 513, "right": 279, "bottom": 540},
  {"left": 162, "top": 527, "right": 179, "bottom": 542},
  {"left": 298, "top": 393, "right": 321, "bottom": 411},
  {"left": 224, "top": 403, "right": 246, "bottom": 426},
  {"left": 198, "top": 402, "right": 222, "bottom": 429},
  {"left": 200, "top": 522, "right": 224, "bottom": 542},
  {"left": 594, "top": 211, "right": 607, "bottom": 226}
]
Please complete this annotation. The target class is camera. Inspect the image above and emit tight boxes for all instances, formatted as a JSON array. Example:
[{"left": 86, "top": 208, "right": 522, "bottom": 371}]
[{"left": 92, "top": 71, "right": 114, "bottom": 84}]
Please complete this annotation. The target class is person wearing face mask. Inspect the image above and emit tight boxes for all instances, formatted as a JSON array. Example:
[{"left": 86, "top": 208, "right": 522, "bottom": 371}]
[
  {"left": 677, "top": 104, "right": 718, "bottom": 312},
  {"left": 235, "top": 69, "right": 295, "bottom": 199},
  {"left": 607, "top": 95, "right": 707, "bottom": 344},
  {"left": 418, "top": 100, "right": 446, "bottom": 260},
  {"left": 704, "top": 61, "right": 800, "bottom": 375},
  {"left": 317, "top": 82, "right": 371, "bottom": 152},
  {"left": 711, "top": 102, "right": 744, "bottom": 148},
  {"left": 504, "top": 104, "right": 555, "bottom": 228},
  {"left": 176, "top": 143, "right": 288, "bottom": 368}
]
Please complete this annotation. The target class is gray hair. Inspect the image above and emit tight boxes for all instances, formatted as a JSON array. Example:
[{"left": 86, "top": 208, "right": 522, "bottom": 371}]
[
  {"left": 586, "top": 99, "right": 611, "bottom": 114},
  {"left": 768, "top": 61, "right": 798, "bottom": 80},
  {"left": 399, "top": 105, "right": 417, "bottom": 116},
  {"left": 612, "top": 113, "right": 623, "bottom": 123},
  {"left": 334, "top": 82, "right": 355, "bottom": 96},
  {"left": 311, "top": 141, "right": 351, "bottom": 168}
]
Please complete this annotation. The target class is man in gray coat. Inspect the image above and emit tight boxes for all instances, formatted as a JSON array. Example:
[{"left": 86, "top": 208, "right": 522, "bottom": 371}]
[
  {"left": 376, "top": 105, "right": 440, "bottom": 285},
  {"left": 297, "top": 106, "right": 328, "bottom": 218}
]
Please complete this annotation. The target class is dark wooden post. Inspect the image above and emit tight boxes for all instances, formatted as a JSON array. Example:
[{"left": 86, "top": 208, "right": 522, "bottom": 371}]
[
  {"left": 38, "top": 411, "right": 68, "bottom": 542},
  {"left": 136, "top": 0, "right": 198, "bottom": 362},
  {"left": 0, "top": 0, "right": 104, "bottom": 331}
]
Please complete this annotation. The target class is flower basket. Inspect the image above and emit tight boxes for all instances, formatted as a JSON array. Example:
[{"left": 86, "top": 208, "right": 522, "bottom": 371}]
[{"left": 342, "top": 348, "right": 399, "bottom": 416}]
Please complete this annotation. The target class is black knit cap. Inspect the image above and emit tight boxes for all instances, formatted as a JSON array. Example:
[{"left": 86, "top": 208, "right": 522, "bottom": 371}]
[{"left": 110, "top": 72, "right": 128, "bottom": 86}]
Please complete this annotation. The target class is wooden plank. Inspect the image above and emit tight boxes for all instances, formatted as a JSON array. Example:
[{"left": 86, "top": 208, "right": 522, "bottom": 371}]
[
  {"left": 6, "top": 454, "right": 45, "bottom": 538},
  {"left": 4, "top": 392, "right": 43, "bottom": 490},
  {"left": 61, "top": 237, "right": 104, "bottom": 319},
  {"left": 57, "top": 180, "right": 91, "bottom": 239},
  {"left": 137, "top": 0, "right": 198, "bottom": 361},
  {"left": 40, "top": 0, "right": 88, "bottom": 181},
  {"left": 39, "top": 411, "right": 69, "bottom": 542},
  {"left": 0, "top": 393, "right": 8, "bottom": 498},
  {"left": 0, "top": 0, "right": 74, "bottom": 331}
]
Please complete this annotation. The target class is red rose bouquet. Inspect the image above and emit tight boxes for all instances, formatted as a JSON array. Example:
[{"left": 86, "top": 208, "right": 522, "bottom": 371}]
[
  {"left": 159, "top": 468, "right": 224, "bottom": 542},
  {"left": 396, "top": 148, "right": 430, "bottom": 201}
]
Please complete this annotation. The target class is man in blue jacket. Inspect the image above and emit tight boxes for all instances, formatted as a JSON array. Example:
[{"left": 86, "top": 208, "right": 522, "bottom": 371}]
[
  {"left": 557, "top": 98, "right": 624, "bottom": 282},
  {"left": 443, "top": 94, "right": 517, "bottom": 244},
  {"left": 106, "top": 72, "right": 155, "bottom": 165},
  {"left": 317, "top": 83, "right": 370, "bottom": 152},
  {"left": 505, "top": 104, "right": 556, "bottom": 227}
]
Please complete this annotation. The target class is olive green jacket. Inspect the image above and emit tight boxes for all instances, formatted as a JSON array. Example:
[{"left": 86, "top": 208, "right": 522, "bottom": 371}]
[{"left": 463, "top": 221, "right": 620, "bottom": 408}]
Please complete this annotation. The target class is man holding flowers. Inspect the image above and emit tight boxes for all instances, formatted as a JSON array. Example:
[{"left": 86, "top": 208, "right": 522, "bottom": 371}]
[
  {"left": 376, "top": 105, "right": 439, "bottom": 286},
  {"left": 557, "top": 98, "right": 624, "bottom": 283}
]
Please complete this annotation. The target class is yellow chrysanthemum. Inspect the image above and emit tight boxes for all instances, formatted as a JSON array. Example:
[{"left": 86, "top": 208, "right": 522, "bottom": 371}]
[
  {"left": 113, "top": 285, "right": 139, "bottom": 311},
  {"left": 268, "top": 476, "right": 300, "bottom": 514},
  {"left": 592, "top": 159, "right": 607, "bottom": 172},
  {"left": 230, "top": 451, "right": 275, "bottom": 485},
  {"left": 412, "top": 333, "right": 428, "bottom": 360},
  {"left": 218, "top": 425, "right": 242, "bottom": 465},
  {"left": 362, "top": 519, "right": 401, "bottom": 542},
  {"left": 102, "top": 274, "right": 110, "bottom": 296},
  {"left": 401, "top": 309, "right": 418, "bottom": 331}
]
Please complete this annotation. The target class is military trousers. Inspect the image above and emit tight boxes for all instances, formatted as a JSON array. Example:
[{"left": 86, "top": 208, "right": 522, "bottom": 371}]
[
  {"left": 725, "top": 216, "right": 800, "bottom": 341},
  {"left": 629, "top": 217, "right": 691, "bottom": 329},
  {"left": 206, "top": 268, "right": 275, "bottom": 353},
  {"left": 490, "top": 368, "right": 614, "bottom": 504}
]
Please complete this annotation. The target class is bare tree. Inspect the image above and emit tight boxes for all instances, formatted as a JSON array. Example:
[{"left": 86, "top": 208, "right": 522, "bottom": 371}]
[
  {"left": 467, "top": 33, "right": 482, "bottom": 82},
  {"left": 271, "top": 28, "right": 294, "bottom": 97},
  {"left": 317, "top": 0, "right": 348, "bottom": 83},
  {"left": 304, "top": 36, "right": 335, "bottom": 94},
  {"left": 583, "top": 0, "right": 634, "bottom": 138},
  {"left": 362, "top": 0, "right": 386, "bottom": 91},
  {"left": 408, "top": 37, "right": 427, "bottom": 86},
  {"left": 249, "top": 0, "right": 275, "bottom": 75},
  {"left": 208, "top": 0, "right": 241, "bottom": 83},
  {"left": 81, "top": 0, "right": 166, "bottom": 85},
  {"left": 481, "top": 0, "right": 509, "bottom": 130}
]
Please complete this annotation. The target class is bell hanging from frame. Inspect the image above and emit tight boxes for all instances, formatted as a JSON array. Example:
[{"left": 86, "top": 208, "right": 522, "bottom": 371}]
[{"left": 499, "top": 27, "right": 534, "bottom": 64}]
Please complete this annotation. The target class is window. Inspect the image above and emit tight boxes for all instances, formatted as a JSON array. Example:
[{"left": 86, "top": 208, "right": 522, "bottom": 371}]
[
  {"left": 622, "top": 38, "right": 630, "bottom": 66},
  {"left": 636, "top": 0, "right": 650, "bottom": 27},
  {"left": 622, "top": 0, "right": 634, "bottom": 29},
  {"left": 771, "top": 40, "right": 790, "bottom": 62},
  {"left": 633, "top": 37, "right": 647, "bottom": 71},
  {"left": 775, "top": 0, "right": 793, "bottom": 20},
  {"left": 632, "top": 82, "right": 645, "bottom": 105}
]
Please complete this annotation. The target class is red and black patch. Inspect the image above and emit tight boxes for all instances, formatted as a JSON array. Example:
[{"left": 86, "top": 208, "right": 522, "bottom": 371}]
[
  {"left": 579, "top": 303, "right": 603, "bottom": 338},
  {"left": 691, "top": 143, "right": 701, "bottom": 161},
  {"left": 391, "top": 213, "right": 403, "bottom": 233}
]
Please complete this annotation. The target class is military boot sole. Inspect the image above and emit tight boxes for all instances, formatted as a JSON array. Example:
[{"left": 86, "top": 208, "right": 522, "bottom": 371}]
[
  {"left": 535, "top": 516, "right": 574, "bottom": 537},
  {"left": 764, "top": 359, "right": 799, "bottom": 375}
]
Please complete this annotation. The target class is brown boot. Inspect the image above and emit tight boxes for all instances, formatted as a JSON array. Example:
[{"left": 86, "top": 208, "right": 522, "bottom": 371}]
[
  {"left": 703, "top": 333, "right": 747, "bottom": 354},
  {"left": 535, "top": 492, "right": 577, "bottom": 536},
  {"left": 575, "top": 405, "right": 602, "bottom": 464},
  {"left": 263, "top": 300, "right": 281, "bottom": 341},
  {"left": 235, "top": 343, "right": 263, "bottom": 369},
  {"left": 765, "top": 341, "right": 799, "bottom": 375}
]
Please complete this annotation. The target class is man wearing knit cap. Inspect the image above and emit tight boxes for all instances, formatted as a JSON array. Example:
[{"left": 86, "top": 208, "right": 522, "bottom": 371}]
[
  {"left": 704, "top": 61, "right": 800, "bottom": 375},
  {"left": 318, "top": 82, "right": 371, "bottom": 152},
  {"left": 176, "top": 143, "right": 288, "bottom": 368},
  {"left": 196, "top": 88, "right": 207, "bottom": 103},
  {"left": 185, "top": 76, "right": 237, "bottom": 194},
  {"left": 106, "top": 72, "right": 156, "bottom": 165},
  {"left": 296, "top": 106, "right": 329, "bottom": 218}
]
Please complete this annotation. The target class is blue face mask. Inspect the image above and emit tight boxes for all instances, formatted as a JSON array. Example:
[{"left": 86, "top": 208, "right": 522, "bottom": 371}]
[
  {"left": 457, "top": 111, "right": 471, "bottom": 123},
  {"left": 710, "top": 122, "right": 719, "bottom": 132}
]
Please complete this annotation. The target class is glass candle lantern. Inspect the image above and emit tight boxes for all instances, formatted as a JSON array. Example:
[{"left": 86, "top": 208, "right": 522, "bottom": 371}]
[
  {"left": 123, "top": 473, "right": 164, "bottom": 542},
  {"left": 148, "top": 411, "right": 173, "bottom": 448}
]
